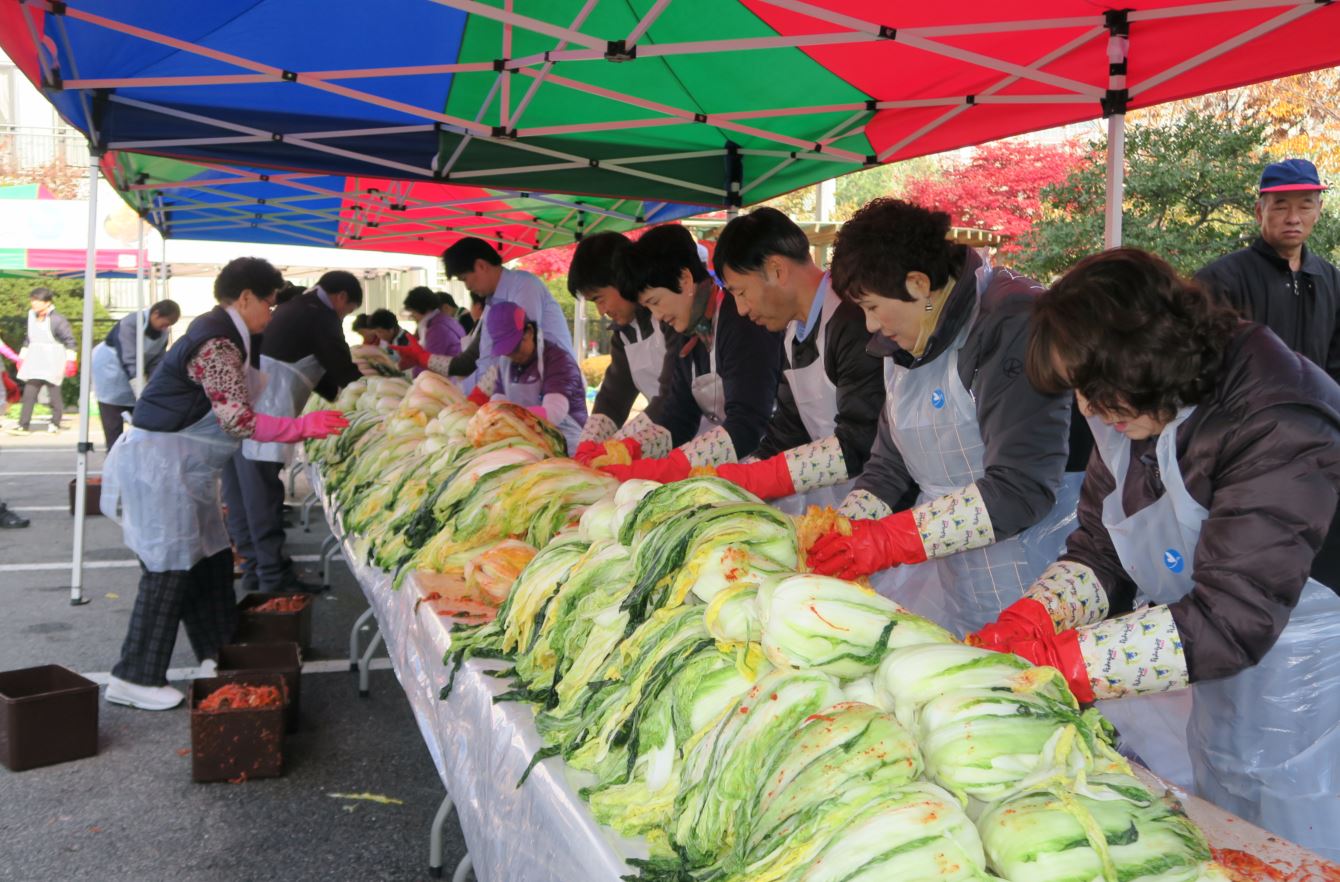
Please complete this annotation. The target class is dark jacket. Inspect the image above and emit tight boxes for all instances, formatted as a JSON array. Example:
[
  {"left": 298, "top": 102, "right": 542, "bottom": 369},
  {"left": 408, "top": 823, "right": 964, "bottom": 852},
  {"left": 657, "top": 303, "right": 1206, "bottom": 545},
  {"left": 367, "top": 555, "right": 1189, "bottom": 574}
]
[
  {"left": 591, "top": 308, "right": 676, "bottom": 429},
  {"left": 753, "top": 297, "right": 885, "bottom": 476},
  {"left": 23, "top": 311, "right": 76, "bottom": 350},
  {"left": 1063, "top": 324, "right": 1340, "bottom": 683},
  {"left": 854, "top": 252, "right": 1074, "bottom": 536},
  {"left": 1196, "top": 237, "right": 1340, "bottom": 384},
  {"left": 258, "top": 291, "right": 361, "bottom": 401},
  {"left": 133, "top": 307, "right": 244, "bottom": 433},
  {"left": 105, "top": 310, "right": 168, "bottom": 379},
  {"left": 644, "top": 284, "right": 783, "bottom": 458}
]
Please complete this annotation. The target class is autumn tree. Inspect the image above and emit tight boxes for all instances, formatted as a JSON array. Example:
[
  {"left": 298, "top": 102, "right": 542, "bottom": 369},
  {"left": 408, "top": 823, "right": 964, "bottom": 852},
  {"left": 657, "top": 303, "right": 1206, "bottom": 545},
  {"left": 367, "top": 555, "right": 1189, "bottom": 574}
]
[{"left": 896, "top": 140, "right": 1085, "bottom": 260}]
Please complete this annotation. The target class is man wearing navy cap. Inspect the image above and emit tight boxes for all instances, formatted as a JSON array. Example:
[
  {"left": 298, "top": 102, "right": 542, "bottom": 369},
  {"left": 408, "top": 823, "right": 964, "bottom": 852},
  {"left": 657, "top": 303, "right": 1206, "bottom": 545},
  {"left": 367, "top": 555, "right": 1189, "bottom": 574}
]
[{"left": 1197, "top": 158, "right": 1340, "bottom": 587}]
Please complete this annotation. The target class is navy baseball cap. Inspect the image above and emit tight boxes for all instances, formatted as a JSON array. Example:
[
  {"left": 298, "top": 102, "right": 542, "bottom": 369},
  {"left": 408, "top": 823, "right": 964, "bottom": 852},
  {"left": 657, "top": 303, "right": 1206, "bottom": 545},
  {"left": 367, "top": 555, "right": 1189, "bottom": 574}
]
[{"left": 1259, "top": 158, "right": 1328, "bottom": 193}]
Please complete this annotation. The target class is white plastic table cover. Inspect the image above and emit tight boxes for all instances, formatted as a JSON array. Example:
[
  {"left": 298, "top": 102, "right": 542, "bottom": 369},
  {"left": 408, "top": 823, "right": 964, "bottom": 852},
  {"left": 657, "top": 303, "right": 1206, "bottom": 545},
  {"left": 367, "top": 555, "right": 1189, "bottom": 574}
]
[
  {"left": 311, "top": 474, "right": 1332, "bottom": 882},
  {"left": 314, "top": 472, "right": 647, "bottom": 882}
]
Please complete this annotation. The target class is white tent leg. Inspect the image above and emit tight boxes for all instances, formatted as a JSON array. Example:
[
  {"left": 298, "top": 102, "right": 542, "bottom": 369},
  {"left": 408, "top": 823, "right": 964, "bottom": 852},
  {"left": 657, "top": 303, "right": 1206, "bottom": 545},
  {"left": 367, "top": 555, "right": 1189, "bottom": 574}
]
[
  {"left": 1103, "top": 112, "right": 1126, "bottom": 249},
  {"left": 573, "top": 297, "right": 586, "bottom": 359},
  {"left": 70, "top": 153, "right": 101, "bottom": 607},
  {"left": 135, "top": 219, "right": 146, "bottom": 392}
]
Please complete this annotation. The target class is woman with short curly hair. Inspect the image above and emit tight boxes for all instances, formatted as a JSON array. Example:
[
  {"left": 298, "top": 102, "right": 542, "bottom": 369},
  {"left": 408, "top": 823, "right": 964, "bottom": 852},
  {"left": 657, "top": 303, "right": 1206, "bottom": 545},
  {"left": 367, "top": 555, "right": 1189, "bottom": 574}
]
[
  {"left": 972, "top": 248, "right": 1340, "bottom": 858},
  {"left": 807, "top": 198, "right": 1082, "bottom": 634}
]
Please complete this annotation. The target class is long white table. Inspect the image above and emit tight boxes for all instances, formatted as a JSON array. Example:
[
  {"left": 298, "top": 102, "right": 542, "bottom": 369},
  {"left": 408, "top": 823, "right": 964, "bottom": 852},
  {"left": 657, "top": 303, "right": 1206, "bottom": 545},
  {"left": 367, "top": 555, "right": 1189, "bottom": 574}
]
[{"left": 313, "top": 473, "right": 1331, "bottom": 882}]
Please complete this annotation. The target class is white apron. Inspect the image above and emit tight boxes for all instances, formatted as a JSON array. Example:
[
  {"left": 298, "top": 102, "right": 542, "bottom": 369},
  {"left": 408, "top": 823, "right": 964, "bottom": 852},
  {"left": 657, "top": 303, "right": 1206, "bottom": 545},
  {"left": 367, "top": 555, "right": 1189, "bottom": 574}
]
[
  {"left": 242, "top": 354, "right": 324, "bottom": 464},
  {"left": 101, "top": 412, "right": 241, "bottom": 573},
  {"left": 1089, "top": 411, "right": 1340, "bottom": 860},
  {"left": 501, "top": 336, "right": 583, "bottom": 455},
  {"left": 17, "top": 312, "right": 66, "bottom": 385},
  {"left": 870, "top": 268, "right": 1081, "bottom": 634},
  {"left": 92, "top": 310, "right": 168, "bottom": 407},
  {"left": 625, "top": 318, "right": 668, "bottom": 403},
  {"left": 690, "top": 296, "right": 727, "bottom": 434},
  {"left": 772, "top": 275, "right": 856, "bottom": 515}
]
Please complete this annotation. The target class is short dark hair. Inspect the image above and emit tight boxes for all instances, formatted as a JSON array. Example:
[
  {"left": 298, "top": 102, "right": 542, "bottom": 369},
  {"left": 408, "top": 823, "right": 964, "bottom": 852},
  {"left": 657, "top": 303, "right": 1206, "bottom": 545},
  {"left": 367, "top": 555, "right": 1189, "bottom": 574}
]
[
  {"left": 616, "top": 224, "right": 707, "bottom": 300},
  {"left": 569, "top": 231, "right": 633, "bottom": 298},
  {"left": 351, "top": 313, "right": 371, "bottom": 331},
  {"left": 275, "top": 283, "right": 305, "bottom": 306},
  {"left": 403, "top": 286, "right": 440, "bottom": 316},
  {"left": 437, "top": 291, "right": 458, "bottom": 310},
  {"left": 713, "top": 207, "right": 811, "bottom": 278},
  {"left": 367, "top": 308, "right": 399, "bottom": 331},
  {"left": 316, "top": 270, "right": 363, "bottom": 306},
  {"left": 214, "top": 257, "right": 283, "bottom": 305},
  {"left": 28, "top": 286, "right": 55, "bottom": 303},
  {"left": 469, "top": 292, "right": 485, "bottom": 307},
  {"left": 1027, "top": 248, "right": 1241, "bottom": 423},
  {"left": 442, "top": 237, "right": 502, "bottom": 277},
  {"left": 830, "top": 198, "right": 964, "bottom": 303},
  {"left": 149, "top": 299, "right": 181, "bottom": 321}
]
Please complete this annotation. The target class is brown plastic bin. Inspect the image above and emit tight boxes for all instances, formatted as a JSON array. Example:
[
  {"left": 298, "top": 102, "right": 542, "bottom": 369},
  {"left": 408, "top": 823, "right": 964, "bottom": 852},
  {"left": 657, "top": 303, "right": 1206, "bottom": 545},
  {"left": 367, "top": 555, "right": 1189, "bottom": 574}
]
[
  {"left": 235, "top": 593, "right": 313, "bottom": 651},
  {"left": 0, "top": 665, "right": 99, "bottom": 771},
  {"left": 217, "top": 642, "right": 302, "bottom": 733},
  {"left": 69, "top": 477, "right": 102, "bottom": 517},
  {"left": 189, "top": 674, "right": 286, "bottom": 783}
]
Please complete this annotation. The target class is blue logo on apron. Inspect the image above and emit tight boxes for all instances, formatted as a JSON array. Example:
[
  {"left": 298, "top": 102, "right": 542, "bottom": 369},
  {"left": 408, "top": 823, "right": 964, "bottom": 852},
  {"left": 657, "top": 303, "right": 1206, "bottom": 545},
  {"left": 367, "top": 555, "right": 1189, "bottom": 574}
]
[
  {"left": 930, "top": 388, "right": 946, "bottom": 409},
  {"left": 1163, "top": 549, "right": 1185, "bottom": 573}
]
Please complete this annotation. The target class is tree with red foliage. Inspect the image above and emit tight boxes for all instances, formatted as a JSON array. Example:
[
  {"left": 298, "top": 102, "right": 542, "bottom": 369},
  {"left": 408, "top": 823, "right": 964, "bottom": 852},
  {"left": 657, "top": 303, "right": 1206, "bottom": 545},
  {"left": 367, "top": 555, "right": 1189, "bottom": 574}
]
[{"left": 899, "top": 139, "right": 1085, "bottom": 258}]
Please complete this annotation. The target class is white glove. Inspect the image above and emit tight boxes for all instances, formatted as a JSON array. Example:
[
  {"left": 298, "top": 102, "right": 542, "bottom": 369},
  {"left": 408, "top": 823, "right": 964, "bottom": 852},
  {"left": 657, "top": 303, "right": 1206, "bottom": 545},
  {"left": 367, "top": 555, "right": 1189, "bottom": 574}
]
[
  {"left": 130, "top": 376, "right": 145, "bottom": 397},
  {"left": 476, "top": 364, "right": 501, "bottom": 396}
]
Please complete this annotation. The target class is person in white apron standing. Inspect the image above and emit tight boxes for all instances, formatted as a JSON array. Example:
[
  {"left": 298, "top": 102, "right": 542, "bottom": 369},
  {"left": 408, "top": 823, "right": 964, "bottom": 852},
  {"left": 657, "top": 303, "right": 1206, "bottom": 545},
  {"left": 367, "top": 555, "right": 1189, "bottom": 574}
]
[
  {"left": 565, "top": 232, "right": 678, "bottom": 466},
  {"left": 806, "top": 199, "right": 1082, "bottom": 634},
  {"left": 101, "top": 258, "right": 349, "bottom": 711},
  {"left": 693, "top": 207, "right": 885, "bottom": 513},
  {"left": 458, "top": 300, "right": 589, "bottom": 453},
  {"left": 92, "top": 299, "right": 181, "bottom": 450},
  {"left": 224, "top": 271, "right": 363, "bottom": 595},
  {"left": 12, "top": 287, "right": 77, "bottom": 434},
  {"left": 589, "top": 224, "right": 783, "bottom": 482},
  {"left": 971, "top": 249, "right": 1340, "bottom": 860}
]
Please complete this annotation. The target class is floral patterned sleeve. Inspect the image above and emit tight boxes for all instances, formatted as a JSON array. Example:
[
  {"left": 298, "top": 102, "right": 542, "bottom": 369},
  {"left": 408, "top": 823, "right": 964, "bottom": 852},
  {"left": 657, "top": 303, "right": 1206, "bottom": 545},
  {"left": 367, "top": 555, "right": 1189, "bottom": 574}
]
[{"left": 186, "top": 337, "right": 257, "bottom": 438}]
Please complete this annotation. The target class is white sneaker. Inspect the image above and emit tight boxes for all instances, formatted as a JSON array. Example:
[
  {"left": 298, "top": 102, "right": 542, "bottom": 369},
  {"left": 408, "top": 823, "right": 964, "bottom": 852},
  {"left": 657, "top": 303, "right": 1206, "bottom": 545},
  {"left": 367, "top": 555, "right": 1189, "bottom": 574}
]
[
  {"left": 196, "top": 659, "right": 217, "bottom": 678},
  {"left": 105, "top": 676, "right": 184, "bottom": 711}
]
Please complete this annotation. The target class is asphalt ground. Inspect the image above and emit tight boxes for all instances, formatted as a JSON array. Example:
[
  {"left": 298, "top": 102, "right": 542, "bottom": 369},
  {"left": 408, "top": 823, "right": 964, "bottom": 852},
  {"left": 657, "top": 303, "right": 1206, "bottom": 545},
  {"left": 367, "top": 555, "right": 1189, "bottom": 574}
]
[{"left": 0, "top": 415, "right": 468, "bottom": 882}]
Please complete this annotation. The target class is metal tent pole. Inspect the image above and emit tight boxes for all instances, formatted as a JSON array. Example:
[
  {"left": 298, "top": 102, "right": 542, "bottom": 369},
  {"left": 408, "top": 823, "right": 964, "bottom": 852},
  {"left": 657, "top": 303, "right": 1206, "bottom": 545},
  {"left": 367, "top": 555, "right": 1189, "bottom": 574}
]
[
  {"left": 1103, "top": 14, "right": 1129, "bottom": 250},
  {"left": 135, "top": 219, "right": 146, "bottom": 393},
  {"left": 69, "top": 152, "right": 101, "bottom": 606}
]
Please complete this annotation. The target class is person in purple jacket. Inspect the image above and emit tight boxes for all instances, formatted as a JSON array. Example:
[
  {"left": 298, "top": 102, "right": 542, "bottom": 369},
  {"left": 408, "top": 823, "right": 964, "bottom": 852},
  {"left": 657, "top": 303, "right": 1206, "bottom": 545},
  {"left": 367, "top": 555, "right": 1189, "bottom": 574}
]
[
  {"left": 404, "top": 286, "right": 465, "bottom": 364},
  {"left": 463, "top": 300, "right": 587, "bottom": 454}
]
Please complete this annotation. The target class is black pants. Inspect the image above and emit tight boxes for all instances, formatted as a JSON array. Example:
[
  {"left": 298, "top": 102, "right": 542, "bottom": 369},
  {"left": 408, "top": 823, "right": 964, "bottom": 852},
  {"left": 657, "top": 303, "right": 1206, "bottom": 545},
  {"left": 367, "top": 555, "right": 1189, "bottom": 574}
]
[
  {"left": 112, "top": 549, "right": 237, "bottom": 687},
  {"left": 220, "top": 451, "right": 291, "bottom": 592},
  {"left": 99, "top": 401, "right": 132, "bottom": 450},
  {"left": 18, "top": 379, "right": 62, "bottom": 429}
]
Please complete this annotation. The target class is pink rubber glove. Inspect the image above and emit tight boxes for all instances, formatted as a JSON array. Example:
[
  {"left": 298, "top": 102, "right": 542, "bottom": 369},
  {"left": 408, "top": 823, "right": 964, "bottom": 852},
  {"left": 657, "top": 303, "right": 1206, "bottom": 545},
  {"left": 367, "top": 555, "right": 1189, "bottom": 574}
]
[
  {"left": 526, "top": 405, "right": 549, "bottom": 421},
  {"left": 0, "top": 342, "right": 17, "bottom": 362},
  {"left": 251, "top": 410, "right": 349, "bottom": 443},
  {"left": 64, "top": 359, "right": 78, "bottom": 378}
]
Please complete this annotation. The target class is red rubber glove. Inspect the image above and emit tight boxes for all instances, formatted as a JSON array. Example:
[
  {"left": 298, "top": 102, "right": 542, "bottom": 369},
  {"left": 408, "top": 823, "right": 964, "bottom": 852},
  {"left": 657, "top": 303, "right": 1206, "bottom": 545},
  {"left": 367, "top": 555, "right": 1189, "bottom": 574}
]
[
  {"left": 600, "top": 448, "right": 691, "bottom": 484},
  {"left": 251, "top": 410, "right": 349, "bottom": 443},
  {"left": 390, "top": 336, "right": 429, "bottom": 370},
  {"left": 572, "top": 440, "right": 603, "bottom": 466},
  {"left": 991, "top": 628, "right": 1095, "bottom": 704},
  {"left": 587, "top": 437, "right": 643, "bottom": 469},
  {"left": 714, "top": 455, "right": 795, "bottom": 500},
  {"left": 467, "top": 386, "right": 490, "bottom": 406},
  {"left": 968, "top": 597, "right": 1057, "bottom": 651},
  {"left": 64, "top": 359, "right": 78, "bottom": 378},
  {"left": 806, "top": 509, "right": 927, "bottom": 579}
]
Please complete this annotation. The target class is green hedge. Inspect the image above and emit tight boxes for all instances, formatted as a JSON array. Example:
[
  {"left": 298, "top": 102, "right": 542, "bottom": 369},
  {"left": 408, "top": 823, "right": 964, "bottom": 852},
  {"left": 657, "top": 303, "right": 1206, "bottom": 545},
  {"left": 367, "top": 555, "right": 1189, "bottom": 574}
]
[{"left": 0, "top": 279, "right": 115, "bottom": 406}]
